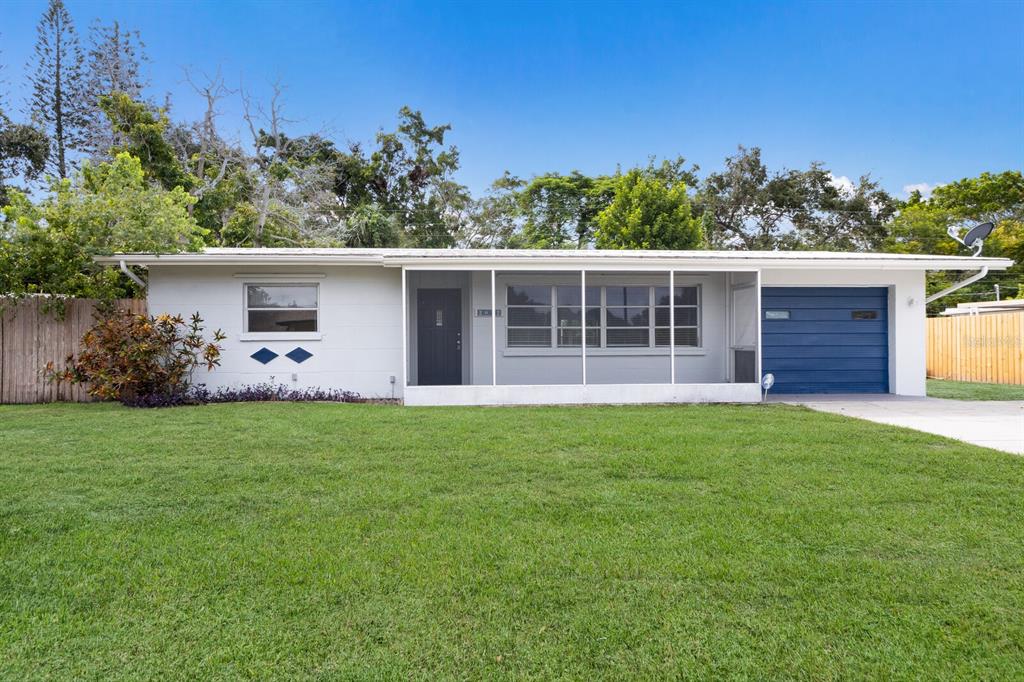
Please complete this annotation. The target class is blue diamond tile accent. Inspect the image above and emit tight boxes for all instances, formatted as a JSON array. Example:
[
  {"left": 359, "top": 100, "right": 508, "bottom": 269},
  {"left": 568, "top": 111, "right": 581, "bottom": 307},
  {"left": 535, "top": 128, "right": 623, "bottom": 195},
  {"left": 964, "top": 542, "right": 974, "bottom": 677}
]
[
  {"left": 285, "top": 346, "right": 313, "bottom": 364},
  {"left": 250, "top": 347, "right": 278, "bottom": 364}
]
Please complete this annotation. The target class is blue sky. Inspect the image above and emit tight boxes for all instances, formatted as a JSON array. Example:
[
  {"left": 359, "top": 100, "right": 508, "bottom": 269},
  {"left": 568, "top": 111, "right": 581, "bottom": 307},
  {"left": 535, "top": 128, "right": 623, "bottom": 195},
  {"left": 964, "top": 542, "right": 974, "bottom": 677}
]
[{"left": 1, "top": 0, "right": 1022, "bottom": 197}]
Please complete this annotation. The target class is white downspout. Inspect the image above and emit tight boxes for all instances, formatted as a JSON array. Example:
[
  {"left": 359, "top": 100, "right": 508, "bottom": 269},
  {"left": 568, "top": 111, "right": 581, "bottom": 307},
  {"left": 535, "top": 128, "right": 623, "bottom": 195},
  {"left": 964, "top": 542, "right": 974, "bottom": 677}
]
[
  {"left": 925, "top": 267, "right": 989, "bottom": 304},
  {"left": 119, "top": 260, "right": 146, "bottom": 288}
]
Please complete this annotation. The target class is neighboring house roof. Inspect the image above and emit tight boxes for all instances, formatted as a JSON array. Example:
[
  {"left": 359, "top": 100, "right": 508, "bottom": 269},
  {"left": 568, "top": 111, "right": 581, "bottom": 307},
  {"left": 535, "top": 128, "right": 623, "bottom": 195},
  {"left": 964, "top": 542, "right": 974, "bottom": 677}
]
[
  {"left": 97, "top": 248, "right": 1014, "bottom": 272},
  {"left": 940, "top": 299, "right": 1024, "bottom": 316}
]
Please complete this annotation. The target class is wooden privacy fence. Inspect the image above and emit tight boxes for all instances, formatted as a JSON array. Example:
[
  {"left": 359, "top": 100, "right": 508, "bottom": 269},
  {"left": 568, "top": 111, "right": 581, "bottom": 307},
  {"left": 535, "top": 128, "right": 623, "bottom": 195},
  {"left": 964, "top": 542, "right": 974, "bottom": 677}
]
[
  {"left": 926, "top": 310, "right": 1024, "bottom": 385},
  {"left": 0, "top": 298, "right": 146, "bottom": 404}
]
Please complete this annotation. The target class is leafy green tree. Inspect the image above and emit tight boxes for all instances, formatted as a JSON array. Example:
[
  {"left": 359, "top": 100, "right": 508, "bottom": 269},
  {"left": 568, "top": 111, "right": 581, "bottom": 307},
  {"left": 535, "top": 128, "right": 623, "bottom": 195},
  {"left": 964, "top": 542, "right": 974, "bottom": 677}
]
[
  {"left": 340, "top": 204, "right": 401, "bottom": 247},
  {"left": 699, "top": 146, "right": 810, "bottom": 250},
  {"left": 642, "top": 155, "right": 700, "bottom": 188},
  {"left": 368, "top": 106, "right": 470, "bottom": 247},
  {"left": 699, "top": 146, "right": 899, "bottom": 251},
  {"left": 69, "top": 152, "right": 204, "bottom": 252},
  {"left": 0, "top": 152, "right": 204, "bottom": 303},
  {"left": 26, "top": 0, "right": 89, "bottom": 178},
  {"left": 462, "top": 172, "right": 527, "bottom": 247},
  {"left": 281, "top": 134, "right": 376, "bottom": 211},
  {"left": 269, "top": 132, "right": 374, "bottom": 246},
  {"left": 218, "top": 199, "right": 310, "bottom": 248},
  {"left": 930, "top": 171, "right": 1024, "bottom": 224},
  {"left": 99, "top": 93, "right": 193, "bottom": 191},
  {"left": 0, "top": 189, "right": 113, "bottom": 303},
  {"left": 517, "top": 171, "right": 615, "bottom": 248},
  {"left": 594, "top": 169, "right": 703, "bottom": 250},
  {"left": 886, "top": 170, "right": 1023, "bottom": 311},
  {"left": 263, "top": 107, "right": 470, "bottom": 248},
  {"left": 792, "top": 168, "right": 899, "bottom": 251},
  {"left": 0, "top": 120, "right": 50, "bottom": 205}
]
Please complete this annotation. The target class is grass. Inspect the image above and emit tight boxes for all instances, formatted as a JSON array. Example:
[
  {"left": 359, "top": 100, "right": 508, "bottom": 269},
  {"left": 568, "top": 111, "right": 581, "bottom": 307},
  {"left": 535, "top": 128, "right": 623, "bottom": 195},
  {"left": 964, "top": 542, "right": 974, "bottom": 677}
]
[
  {"left": 1, "top": 403, "right": 1022, "bottom": 680},
  {"left": 927, "top": 378, "right": 1024, "bottom": 401}
]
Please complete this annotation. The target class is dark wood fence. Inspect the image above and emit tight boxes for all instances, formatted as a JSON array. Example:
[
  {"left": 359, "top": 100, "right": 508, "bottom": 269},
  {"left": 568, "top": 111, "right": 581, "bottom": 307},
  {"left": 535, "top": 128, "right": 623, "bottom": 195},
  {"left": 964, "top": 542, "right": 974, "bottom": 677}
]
[{"left": 0, "top": 297, "right": 146, "bottom": 404}]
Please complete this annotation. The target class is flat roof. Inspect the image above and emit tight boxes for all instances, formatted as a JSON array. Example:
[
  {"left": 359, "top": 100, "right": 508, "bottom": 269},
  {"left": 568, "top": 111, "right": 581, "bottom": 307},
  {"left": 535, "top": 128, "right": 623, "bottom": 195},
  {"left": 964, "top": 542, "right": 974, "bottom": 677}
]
[{"left": 97, "top": 247, "right": 1013, "bottom": 271}]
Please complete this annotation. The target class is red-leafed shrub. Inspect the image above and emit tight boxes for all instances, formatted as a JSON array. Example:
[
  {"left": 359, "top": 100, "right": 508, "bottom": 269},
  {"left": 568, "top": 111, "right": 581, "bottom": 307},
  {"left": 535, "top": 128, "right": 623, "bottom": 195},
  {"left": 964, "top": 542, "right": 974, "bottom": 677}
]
[{"left": 47, "top": 310, "right": 225, "bottom": 406}]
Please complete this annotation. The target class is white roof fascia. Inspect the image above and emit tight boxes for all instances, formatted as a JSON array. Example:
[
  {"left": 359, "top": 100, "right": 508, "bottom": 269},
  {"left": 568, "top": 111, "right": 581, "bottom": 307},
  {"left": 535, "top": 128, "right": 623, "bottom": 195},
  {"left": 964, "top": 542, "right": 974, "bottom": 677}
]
[
  {"left": 95, "top": 253, "right": 386, "bottom": 267},
  {"left": 95, "top": 250, "right": 1013, "bottom": 272},
  {"left": 396, "top": 262, "right": 762, "bottom": 272}
]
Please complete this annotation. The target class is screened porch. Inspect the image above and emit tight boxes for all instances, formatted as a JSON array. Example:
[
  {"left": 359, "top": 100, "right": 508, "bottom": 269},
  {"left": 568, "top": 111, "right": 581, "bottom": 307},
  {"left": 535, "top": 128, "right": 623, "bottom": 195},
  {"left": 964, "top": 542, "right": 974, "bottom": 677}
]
[{"left": 401, "top": 268, "right": 762, "bottom": 405}]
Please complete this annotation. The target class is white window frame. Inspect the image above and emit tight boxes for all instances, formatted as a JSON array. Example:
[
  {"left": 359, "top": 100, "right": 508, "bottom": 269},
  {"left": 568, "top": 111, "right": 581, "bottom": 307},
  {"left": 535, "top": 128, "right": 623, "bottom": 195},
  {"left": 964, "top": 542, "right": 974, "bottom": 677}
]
[
  {"left": 241, "top": 282, "right": 322, "bottom": 341},
  {"left": 505, "top": 283, "right": 702, "bottom": 352},
  {"left": 505, "top": 285, "right": 553, "bottom": 348}
]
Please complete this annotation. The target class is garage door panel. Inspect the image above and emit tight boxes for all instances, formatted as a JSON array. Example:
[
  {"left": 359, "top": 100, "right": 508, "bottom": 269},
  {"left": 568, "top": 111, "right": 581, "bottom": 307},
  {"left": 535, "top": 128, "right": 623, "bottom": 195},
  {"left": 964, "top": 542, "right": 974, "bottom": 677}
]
[
  {"left": 763, "top": 345, "right": 888, "bottom": 359},
  {"left": 762, "top": 286, "right": 881, "bottom": 297},
  {"left": 763, "top": 296, "right": 889, "bottom": 310},
  {"left": 772, "top": 369, "right": 890, "bottom": 382},
  {"left": 763, "top": 332, "right": 887, "bottom": 346},
  {"left": 765, "top": 308, "right": 888, "bottom": 322},
  {"left": 765, "top": 357, "right": 888, "bottom": 371},
  {"left": 773, "top": 381, "right": 889, "bottom": 394},
  {"left": 762, "top": 287, "right": 888, "bottom": 394},
  {"left": 763, "top": 320, "right": 887, "bottom": 334}
]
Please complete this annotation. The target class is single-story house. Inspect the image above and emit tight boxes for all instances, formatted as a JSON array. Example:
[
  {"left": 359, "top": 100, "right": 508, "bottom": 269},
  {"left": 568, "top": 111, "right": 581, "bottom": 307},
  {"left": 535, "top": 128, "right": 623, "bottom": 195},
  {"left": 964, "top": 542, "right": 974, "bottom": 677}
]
[{"left": 99, "top": 248, "right": 1012, "bottom": 405}]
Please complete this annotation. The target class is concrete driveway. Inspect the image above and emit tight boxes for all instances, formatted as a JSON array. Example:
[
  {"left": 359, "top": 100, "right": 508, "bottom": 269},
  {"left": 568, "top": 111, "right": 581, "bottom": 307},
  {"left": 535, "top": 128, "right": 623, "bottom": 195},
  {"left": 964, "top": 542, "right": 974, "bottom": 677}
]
[{"left": 776, "top": 395, "right": 1024, "bottom": 455}]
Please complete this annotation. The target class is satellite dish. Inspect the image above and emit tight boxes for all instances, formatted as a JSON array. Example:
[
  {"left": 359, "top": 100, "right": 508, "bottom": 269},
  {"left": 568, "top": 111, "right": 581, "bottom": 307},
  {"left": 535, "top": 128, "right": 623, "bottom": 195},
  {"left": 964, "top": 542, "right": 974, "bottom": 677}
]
[
  {"left": 947, "top": 221, "right": 995, "bottom": 256},
  {"left": 963, "top": 221, "right": 995, "bottom": 248}
]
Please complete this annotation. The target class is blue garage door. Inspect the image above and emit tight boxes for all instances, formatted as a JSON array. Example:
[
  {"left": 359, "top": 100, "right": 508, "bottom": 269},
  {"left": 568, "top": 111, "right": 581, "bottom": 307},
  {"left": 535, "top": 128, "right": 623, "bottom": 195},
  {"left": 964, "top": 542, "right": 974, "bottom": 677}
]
[{"left": 761, "top": 287, "right": 889, "bottom": 394}]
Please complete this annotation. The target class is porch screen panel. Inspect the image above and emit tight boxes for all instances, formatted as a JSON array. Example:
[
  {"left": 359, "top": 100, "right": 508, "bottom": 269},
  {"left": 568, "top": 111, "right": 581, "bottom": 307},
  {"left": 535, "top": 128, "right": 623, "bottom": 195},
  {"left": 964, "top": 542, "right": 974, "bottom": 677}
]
[{"left": 556, "top": 285, "right": 600, "bottom": 348}]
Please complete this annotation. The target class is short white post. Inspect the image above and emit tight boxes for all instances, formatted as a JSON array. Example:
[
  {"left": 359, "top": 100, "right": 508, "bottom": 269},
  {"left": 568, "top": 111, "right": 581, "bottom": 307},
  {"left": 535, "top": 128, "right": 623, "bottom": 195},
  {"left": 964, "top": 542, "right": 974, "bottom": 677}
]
[
  {"left": 491, "top": 269, "right": 497, "bottom": 386},
  {"left": 669, "top": 270, "right": 675, "bottom": 384},
  {"left": 581, "top": 269, "right": 587, "bottom": 386},
  {"left": 401, "top": 267, "right": 408, "bottom": 391}
]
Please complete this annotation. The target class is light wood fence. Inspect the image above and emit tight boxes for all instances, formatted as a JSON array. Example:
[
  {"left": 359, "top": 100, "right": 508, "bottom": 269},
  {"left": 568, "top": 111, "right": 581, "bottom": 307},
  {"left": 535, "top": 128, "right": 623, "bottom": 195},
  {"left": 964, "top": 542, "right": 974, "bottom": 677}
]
[
  {"left": 926, "top": 311, "right": 1024, "bottom": 385},
  {"left": 0, "top": 298, "right": 146, "bottom": 404}
]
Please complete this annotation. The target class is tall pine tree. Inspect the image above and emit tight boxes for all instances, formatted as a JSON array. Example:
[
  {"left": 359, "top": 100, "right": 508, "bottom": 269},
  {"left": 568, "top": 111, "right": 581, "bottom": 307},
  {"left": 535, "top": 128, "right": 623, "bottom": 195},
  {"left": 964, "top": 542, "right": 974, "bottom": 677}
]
[
  {"left": 25, "top": 0, "right": 88, "bottom": 178},
  {"left": 84, "top": 19, "right": 147, "bottom": 156}
]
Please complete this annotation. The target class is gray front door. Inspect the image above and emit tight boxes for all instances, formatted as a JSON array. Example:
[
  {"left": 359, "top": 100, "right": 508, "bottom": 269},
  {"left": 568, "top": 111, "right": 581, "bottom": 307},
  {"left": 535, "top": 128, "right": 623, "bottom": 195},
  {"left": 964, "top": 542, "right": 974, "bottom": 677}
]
[{"left": 417, "top": 289, "right": 462, "bottom": 386}]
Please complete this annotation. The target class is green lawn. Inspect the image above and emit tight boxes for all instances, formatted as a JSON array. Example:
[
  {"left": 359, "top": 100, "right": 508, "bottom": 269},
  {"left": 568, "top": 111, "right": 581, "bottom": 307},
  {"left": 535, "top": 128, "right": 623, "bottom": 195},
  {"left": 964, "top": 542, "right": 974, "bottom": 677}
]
[
  {"left": 1, "top": 403, "right": 1022, "bottom": 679},
  {"left": 928, "top": 378, "right": 1024, "bottom": 401}
]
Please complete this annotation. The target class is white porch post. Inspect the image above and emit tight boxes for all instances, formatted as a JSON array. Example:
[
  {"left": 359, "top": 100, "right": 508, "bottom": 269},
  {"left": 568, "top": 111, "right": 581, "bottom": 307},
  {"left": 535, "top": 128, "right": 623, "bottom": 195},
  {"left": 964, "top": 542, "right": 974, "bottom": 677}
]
[
  {"left": 669, "top": 270, "right": 675, "bottom": 384},
  {"left": 755, "top": 268, "right": 763, "bottom": 387},
  {"left": 401, "top": 266, "right": 408, "bottom": 391},
  {"left": 491, "top": 269, "right": 497, "bottom": 386},
  {"left": 581, "top": 269, "right": 587, "bottom": 386}
]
